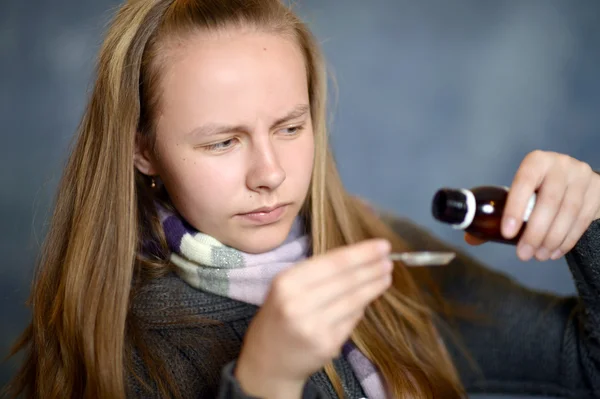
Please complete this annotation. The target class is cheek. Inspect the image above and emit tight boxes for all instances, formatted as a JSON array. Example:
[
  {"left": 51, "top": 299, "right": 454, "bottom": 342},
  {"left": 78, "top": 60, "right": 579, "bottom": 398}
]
[
  {"left": 156, "top": 147, "right": 241, "bottom": 209},
  {"left": 189, "top": 167, "right": 241, "bottom": 208},
  {"left": 283, "top": 133, "right": 315, "bottom": 185}
]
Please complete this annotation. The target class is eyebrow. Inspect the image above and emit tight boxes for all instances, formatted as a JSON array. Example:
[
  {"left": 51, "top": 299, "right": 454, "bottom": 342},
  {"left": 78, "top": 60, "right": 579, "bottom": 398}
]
[{"left": 186, "top": 104, "right": 310, "bottom": 138}]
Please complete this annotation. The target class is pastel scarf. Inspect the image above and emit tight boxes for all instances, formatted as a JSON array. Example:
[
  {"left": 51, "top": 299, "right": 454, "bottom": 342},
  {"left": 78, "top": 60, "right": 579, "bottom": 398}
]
[{"left": 159, "top": 207, "right": 387, "bottom": 398}]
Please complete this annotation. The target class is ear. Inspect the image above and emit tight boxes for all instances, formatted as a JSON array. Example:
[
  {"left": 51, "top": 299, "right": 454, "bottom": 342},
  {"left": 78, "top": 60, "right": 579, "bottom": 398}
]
[{"left": 133, "top": 135, "right": 159, "bottom": 176}]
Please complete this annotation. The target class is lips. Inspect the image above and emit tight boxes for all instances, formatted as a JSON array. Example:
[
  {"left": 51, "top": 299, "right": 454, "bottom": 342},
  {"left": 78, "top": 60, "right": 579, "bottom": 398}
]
[
  {"left": 240, "top": 204, "right": 287, "bottom": 215},
  {"left": 236, "top": 203, "right": 289, "bottom": 225}
]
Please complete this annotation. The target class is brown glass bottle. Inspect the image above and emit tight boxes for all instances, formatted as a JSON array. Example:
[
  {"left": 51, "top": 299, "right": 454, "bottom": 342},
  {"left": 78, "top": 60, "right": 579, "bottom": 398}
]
[{"left": 431, "top": 185, "right": 536, "bottom": 245}]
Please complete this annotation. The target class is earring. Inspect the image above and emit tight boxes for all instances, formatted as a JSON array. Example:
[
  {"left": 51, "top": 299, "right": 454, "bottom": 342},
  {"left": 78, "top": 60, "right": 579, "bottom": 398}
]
[{"left": 151, "top": 178, "right": 156, "bottom": 188}]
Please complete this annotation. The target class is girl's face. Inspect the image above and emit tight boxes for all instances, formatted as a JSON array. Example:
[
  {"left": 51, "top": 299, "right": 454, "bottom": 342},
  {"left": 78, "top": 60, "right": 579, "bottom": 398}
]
[{"left": 135, "top": 30, "right": 315, "bottom": 253}]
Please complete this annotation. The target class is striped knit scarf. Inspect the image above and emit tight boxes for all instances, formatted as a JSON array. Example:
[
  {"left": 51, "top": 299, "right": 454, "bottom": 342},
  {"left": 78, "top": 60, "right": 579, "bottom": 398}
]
[{"left": 159, "top": 206, "right": 388, "bottom": 398}]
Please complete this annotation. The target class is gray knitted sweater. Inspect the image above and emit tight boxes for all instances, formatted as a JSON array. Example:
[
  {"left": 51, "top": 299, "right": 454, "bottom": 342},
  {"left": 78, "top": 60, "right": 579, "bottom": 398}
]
[{"left": 128, "top": 216, "right": 600, "bottom": 398}]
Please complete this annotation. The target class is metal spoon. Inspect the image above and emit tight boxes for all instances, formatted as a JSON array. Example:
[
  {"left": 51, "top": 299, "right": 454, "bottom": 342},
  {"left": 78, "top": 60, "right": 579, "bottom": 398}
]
[{"left": 389, "top": 251, "right": 456, "bottom": 266}]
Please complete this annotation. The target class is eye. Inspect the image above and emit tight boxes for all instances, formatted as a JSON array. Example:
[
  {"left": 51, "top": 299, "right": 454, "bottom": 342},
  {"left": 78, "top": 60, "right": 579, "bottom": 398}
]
[
  {"left": 204, "top": 138, "right": 237, "bottom": 152},
  {"left": 280, "top": 125, "right": 304, "bottom": 136}
]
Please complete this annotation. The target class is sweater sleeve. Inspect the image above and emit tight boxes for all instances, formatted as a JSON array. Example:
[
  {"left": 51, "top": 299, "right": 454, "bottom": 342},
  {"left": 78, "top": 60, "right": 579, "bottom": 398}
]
[
  {"left": 383, "top": 213, "right": 600, "bottom": 398},
  {"left": 218, "top": 360, "right": 326, "bottom": 399},
  {"left": 126, "top": 326, "right": 326, "bottom": 399}
]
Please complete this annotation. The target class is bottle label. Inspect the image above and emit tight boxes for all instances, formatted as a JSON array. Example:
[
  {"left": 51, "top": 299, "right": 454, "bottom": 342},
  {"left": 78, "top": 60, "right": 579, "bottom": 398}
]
[
  {"left": 449, "top": 186, "right": 536, "bottom": 230},
  {"left": 451, "top": 189, "right": 476, "bottom": 229},
  {"left": 523, "top": 193, "right": 536, "bottom": 221}
]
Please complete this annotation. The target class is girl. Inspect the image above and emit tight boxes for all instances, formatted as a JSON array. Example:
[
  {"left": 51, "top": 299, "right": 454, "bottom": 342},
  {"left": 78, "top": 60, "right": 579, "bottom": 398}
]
[{"left": 7, "top": 0, "right": 600, "bottom": 398}]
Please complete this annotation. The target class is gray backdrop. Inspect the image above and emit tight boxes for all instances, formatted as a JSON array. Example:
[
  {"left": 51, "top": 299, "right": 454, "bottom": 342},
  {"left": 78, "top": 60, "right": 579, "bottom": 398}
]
[{"left": 1, "top": 1, "right": 599, "bottom": 398}]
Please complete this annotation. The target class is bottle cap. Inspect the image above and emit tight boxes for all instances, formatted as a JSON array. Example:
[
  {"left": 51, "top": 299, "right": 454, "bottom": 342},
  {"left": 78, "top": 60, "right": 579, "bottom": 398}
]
[{"left": 431, "top": 188, "right": 469, "bottom": 225}]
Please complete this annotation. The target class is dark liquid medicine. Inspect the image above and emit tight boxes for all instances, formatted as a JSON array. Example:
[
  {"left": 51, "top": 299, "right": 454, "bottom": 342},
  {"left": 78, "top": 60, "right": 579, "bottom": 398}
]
[{"left": 431, "top": 185, "right": 536, "bottom": 245}]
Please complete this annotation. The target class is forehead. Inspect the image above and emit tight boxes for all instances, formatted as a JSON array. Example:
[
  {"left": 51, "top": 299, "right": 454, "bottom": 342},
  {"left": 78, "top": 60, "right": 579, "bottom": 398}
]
[{"left": 157, "top": 30, "right": 309, "bottom": 127}]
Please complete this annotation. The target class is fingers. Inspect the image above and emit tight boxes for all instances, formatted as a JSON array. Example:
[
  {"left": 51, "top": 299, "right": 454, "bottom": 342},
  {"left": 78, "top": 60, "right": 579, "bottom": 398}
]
[
  {"left": 330, "top": 308, "right": 367, "bottom": 348},
  {"left": 307, "top": 307, "right": 367, "bottom": 361},
  {"left": 503, "top": 150, "right": 552, "bottom": 239},
  {"left": 536, "top": 171, "right": 590, "bottom": 260},
  {"left": 516, "top": 162, "right": 568, "bottom": 260},
  {"left": 553, "top": 177, "right": 600, "bottom": 259},
  {"left": 508, "top": 152, "right": 597, "bottom": 261},
  {"left": 283, "top": 239, "right": 391, "bottom": 289},
  {"left": 323, "top": 268, "right": 392, "bottom": 326},
  {"left": 266, "top": 258, "right": 391, "bottom": 362},
  {"left": 268, "top": 239, "right": 391, "bottom": 322},
  {"left": 302, "top": 256, "right": 392, "bottom": 316}
]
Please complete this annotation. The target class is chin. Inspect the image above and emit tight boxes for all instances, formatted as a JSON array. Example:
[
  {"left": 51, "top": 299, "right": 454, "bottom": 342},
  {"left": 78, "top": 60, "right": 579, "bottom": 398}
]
[{"left": 235, "top": 218, "right": 296, "bottom": 254}]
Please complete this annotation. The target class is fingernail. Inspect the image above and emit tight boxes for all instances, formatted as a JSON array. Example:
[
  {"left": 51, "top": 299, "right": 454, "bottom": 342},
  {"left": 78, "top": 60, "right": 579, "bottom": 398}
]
[
  {"left": 378, "top": 240, "right": 391, "bottom": 253},
  {"left": 536, "top": 247, "right": 550, "bottom": 261},
  {"left": 518, "top": 243, "right": 534, "bottom": 260},
  {"left": 550, "top": 249, "right": 563, "bottom": 260},
  {"left": 502, "top": 217, "right": 517, "bottom": 238},
  {"left": 382, "top": 259, "right": 393, "bottom": 271},
  {"left": 382, "top": 273, "right": 392, "bottom": 284}
]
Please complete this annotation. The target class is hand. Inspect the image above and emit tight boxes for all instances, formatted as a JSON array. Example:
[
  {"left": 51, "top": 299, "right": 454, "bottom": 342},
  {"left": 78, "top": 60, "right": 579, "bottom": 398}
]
[
  {"left": 235, "top": 239, "right": 393, "bottom": 397},
  {"left": 465, "top": 150, "right": 600, "bottom": 261}
]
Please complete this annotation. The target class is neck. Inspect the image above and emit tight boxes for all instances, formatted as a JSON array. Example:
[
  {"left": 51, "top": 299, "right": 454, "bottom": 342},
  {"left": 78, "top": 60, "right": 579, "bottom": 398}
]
[{"left": 159, "top": 207, "right": 309, "bottom": 305}]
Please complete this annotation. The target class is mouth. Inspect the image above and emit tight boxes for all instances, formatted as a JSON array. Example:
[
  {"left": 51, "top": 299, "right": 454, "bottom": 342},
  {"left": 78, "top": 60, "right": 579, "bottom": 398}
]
[
  {"left": 236, "top": 203, "right": 290, "bottom": 225},
  {"left": 239, "top": 203, "right": 288, "bottom": 215}
]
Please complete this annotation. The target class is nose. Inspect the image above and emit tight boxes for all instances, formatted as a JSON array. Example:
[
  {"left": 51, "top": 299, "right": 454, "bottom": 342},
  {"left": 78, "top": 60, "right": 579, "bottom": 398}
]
[{"left": 246, "top": 139, "right": 286, "bottom": 192}]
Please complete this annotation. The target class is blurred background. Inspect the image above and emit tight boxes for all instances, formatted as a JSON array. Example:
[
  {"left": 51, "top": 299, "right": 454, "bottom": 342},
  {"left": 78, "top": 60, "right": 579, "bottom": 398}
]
[{"left": 1, "top": 0, "right": 598, "bottom": 398}]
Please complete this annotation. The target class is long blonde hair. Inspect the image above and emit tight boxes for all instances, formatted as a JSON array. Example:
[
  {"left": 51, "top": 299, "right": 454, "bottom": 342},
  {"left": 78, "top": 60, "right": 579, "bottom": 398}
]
[{"left": 6, "top": 0, "right": 465, "bottom": 397}]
